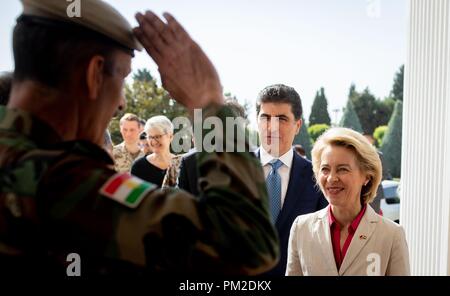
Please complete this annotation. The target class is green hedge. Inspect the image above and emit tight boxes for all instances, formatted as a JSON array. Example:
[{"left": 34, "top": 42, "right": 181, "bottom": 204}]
[
  {"left": 308, "top": 123, "right": 330, "bottom": 143},
  {"left": 373, "top": 125, "right": 388, "bottom": 148}
]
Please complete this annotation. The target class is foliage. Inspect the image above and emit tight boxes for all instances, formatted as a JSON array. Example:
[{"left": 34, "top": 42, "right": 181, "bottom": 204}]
[
  {"left": 308, "top": 123, "right": 330, "bottom": 143},
  {"left": 373, "top": 125, "right": 388, "bottom": 148},
  {"left": 293, "top": 117, "right": 313, "bottom": 159},
  {"left": 109, "top": 69, "right": 188, "bottom": 145},
  {"left": 309, "top": 87, "right": 331, "bottom": 125},
  {"left": 349, "top": 85, "right": 394, "bottom": 135},
  {"left": 340, "top": 99, "right": 363, "bottom": 133},
  {"left": 380, "top": 101, "right": 403, "bottom": 178},
  {"left": 391, "top": 65, "right": 404, "bottom": 101}
]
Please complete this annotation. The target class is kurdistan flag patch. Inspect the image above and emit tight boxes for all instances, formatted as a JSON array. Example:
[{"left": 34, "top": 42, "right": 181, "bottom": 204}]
[{"left": 99, "top": 173, "right": 156, "bottom": 208}]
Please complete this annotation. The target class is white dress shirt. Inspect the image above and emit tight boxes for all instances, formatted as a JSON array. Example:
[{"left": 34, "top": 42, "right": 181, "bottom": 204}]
[{"left": 260, "top": 147, "right": 293, "bottom": 208}]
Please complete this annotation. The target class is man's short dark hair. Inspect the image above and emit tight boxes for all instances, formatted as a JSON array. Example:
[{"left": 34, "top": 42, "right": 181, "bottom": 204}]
[
  {"left": 0, "top": 72, "right": 12, "bottom": 106},
  {"left": 12, "top": 15, "right": 133, "bottom": 90},
  {"left": 224, "top": 98, "right": 247, "bottom": 118},
  {"left": 256, "top": 84, "right": 303, "bottom": 120}
]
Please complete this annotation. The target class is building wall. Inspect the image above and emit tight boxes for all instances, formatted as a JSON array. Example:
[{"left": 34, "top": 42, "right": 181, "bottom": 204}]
[{"left": 403, "top": 0, "right": 450, "bottom": 275}]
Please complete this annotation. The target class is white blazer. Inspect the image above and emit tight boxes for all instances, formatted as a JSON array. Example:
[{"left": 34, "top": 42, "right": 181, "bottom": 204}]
[{"left": 286, "top": 205, "right": 410, "bottom": 276}]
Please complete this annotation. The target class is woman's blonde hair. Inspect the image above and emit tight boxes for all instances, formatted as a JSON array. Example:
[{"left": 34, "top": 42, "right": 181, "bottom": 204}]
[{"left": 311, "top": 127, "right": 382, "bottom": 204}]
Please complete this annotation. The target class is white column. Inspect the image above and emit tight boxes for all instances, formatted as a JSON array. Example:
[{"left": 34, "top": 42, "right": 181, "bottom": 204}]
[{"left": 402, "top": 0, "right": 450, "bottom": 275}]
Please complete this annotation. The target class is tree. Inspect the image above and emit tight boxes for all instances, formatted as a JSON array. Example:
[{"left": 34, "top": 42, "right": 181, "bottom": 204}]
[
  {"left": 374, "top": 98, "right": 395, "bottom": 128},
  {"left": 381, "top": 101, "right": 403, "bottom": 178},
  {"left": 348, "top": 83, "right": 358, "bottom": 99},
  {"left": 309, "top": 87, "right": 331, "bottom": 125},
  {"left": 109, "top": 69, "right": 188, "bottom": 145},
  {"left": 391, "top": 65, "right": 404, "bottom": 101},
  {"left": 347, "top": 65, "right": 402, "bottom": 136},
  {"left": 350, "top": 83, "right": 395, "bottom": 135},
  {"left": 350, "top": 87, "right": 378, "bottom": 135},
  {"left": 308, "top": 123, "right": 330, "bottom": 143},
  {"left": 373, "top": 125, "right": 388, "bottom": 148},
  {"left": 133, "top": 68, "right": 154, "bottom": 82},
  {"left": 293, "top": 117, "right": 312, "bottom": 159},
  {"left": 340, "top": 99, "right": 363, "bottom": 133}
]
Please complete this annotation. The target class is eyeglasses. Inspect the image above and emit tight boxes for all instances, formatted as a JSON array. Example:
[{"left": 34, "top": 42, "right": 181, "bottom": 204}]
[{"left": 147, "top": 133, "right": 167, "bottom": 141}]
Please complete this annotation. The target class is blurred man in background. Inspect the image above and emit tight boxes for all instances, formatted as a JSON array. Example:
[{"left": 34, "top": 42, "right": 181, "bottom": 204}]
[{"left": 113, "top": 113, "right": 144, "bottom": 172}]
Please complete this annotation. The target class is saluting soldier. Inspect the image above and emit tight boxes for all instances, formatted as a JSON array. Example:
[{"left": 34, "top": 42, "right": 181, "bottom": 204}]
[{"left": 0, "top": 0, "right": 278, "bottom": 276}]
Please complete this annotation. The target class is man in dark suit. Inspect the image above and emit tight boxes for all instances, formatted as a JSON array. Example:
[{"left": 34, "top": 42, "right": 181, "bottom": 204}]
[
  {"left": 177, "top": 148, "right": 199, "bottom": 195},
  {"left": 256, "top": 84, "right": 328, "bottom": 276},
  {"left": 178, "top": 86, "right": 327, "bottom": 275}
]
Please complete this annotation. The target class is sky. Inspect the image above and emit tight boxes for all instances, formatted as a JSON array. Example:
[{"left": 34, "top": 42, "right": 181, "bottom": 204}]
[{"left": 0, "top": 0, "right": 407, "bottom": 125}]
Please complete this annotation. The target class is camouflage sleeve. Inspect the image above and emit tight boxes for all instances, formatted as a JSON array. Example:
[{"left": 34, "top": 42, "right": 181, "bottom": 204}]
[{"left": 40, "top": 104, "right": 279, "bottom": 275}]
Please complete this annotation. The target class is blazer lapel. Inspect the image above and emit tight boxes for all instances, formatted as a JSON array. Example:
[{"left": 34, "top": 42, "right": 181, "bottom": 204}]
[
  {"left": 276, "top": 153, "right": 307, "bottom": 229},
  {"left": 339, "top": 206, "right": 379, "bottom": 275},
  {"left": 317, "top": 207, "right": 339, "bottom": 275}
]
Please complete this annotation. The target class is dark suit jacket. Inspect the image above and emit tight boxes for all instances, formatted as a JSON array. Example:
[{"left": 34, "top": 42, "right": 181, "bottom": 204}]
[
  {"left": 258, "top": 149, "right": 328, "bottom": 276},
  {"left": 177, "top": 149, "right": 199, "bottom": 196},
  {"left": 178, "top": 148, "right": 328, "bottom": 275}
]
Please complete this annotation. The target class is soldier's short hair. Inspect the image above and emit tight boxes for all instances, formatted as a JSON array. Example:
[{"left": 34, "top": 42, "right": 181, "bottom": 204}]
[
  {"left": 13, "top": 0, "right": 142, "bottom": 91},
  {"left": 119, "top": 113, "right": 141, "bottom": 127},
  {"left": 12, "top": 15, "right": 131, "bottom": 90},
  {"left": 144, "top": 115, "right": 174, "bottom": 135}
]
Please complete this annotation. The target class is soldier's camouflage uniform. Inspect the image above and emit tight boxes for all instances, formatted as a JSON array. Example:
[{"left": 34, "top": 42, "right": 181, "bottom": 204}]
[
  {"left": 0, "top": 105, "right": 279, "bottom": 276},
  {"left": 112, "top": 142, "right": 144, "bottom": 173}
]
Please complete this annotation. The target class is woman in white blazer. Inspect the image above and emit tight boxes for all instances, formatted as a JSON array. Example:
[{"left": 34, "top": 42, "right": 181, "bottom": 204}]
[{"left": 286, "top": 128, "right": 410, "bottom": 276}]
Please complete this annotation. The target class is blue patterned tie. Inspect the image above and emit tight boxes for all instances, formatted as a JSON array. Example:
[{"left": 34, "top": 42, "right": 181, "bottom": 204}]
[{"left": 266, "top": 159, "right": 283, "bottom": 223}]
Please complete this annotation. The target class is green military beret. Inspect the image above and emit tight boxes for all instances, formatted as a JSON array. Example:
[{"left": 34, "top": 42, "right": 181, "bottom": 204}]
[{"left": 21, "top": 0, "right": 142, "bottom": 51}]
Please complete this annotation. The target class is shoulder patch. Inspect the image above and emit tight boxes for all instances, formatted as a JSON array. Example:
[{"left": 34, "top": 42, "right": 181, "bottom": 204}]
[{"left": 99, "top": 173, "right": 156, "bottom": 208}]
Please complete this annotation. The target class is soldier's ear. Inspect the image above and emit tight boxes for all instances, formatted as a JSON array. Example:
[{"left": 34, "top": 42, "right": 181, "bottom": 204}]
[{"left": 86, "top": 55, "right": 105, "bottom": 100}]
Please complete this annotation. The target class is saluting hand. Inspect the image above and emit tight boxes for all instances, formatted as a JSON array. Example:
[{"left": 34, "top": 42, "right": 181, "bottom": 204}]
[{"left": 134, "top": 11, "right": 224, "bottom": 110}]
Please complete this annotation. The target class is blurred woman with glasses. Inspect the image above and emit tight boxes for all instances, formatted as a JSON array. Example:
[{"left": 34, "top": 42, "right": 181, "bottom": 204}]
[{"left": 131, "top": 115, "right": 181, "bottom": 187}]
